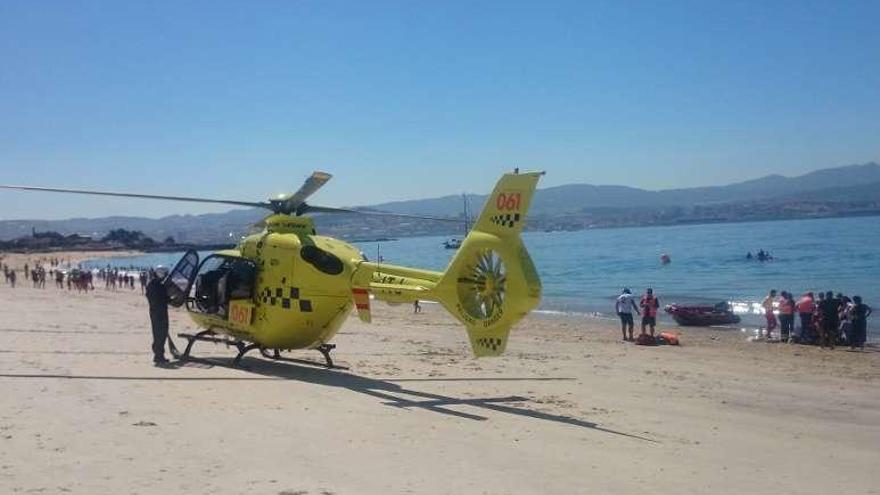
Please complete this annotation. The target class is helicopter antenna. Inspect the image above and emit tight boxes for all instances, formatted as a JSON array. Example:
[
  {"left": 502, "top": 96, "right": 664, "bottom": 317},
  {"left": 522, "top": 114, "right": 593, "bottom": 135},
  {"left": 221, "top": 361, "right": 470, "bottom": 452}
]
[
  {"left": 376, "top": 242, "right": 382, "bottom": 277},
  {"left": 463, "top": 193, "right": 470, "bottom": 234}
]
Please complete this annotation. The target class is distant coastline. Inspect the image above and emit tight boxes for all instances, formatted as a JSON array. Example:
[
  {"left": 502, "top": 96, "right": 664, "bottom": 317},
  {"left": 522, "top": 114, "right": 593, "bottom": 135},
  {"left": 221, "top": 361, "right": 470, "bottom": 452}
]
[
  {"left": 531, "top": 209, "right": 880, "bottom": 233},
  {"left": 0, "top": 227, "right": 236, "bottom": 255},
  {"left": 4, "top": 211, "right": 880, "bottom": 251},
  {"left": 3, "top": 162, "right": 879, "bottom": 244}
]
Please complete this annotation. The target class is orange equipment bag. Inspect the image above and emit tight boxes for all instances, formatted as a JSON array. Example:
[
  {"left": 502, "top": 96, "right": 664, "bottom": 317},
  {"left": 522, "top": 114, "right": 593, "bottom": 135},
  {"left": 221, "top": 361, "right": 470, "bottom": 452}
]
[{"left": 659, "top": 332, "right": 680, "bottom": 345}]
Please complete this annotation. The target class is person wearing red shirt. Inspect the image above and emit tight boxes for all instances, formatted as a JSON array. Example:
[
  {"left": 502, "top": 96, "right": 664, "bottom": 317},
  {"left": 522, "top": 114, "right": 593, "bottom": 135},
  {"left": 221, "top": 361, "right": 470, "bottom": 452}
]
[
  {"left": 795, "top": 292, "right": 815, "bottom": 342},
  {"left": 778, "top": 291, "right": 795, "bottom": 342},
  {"left": 640, "top": 288, "right": 660, "bottom": 337}
]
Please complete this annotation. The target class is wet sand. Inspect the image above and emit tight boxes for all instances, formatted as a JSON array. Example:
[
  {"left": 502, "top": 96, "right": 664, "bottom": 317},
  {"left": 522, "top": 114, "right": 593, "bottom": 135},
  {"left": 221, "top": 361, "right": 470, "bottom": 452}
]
[{"left": 1, "top": 252, "right": 878, "bottom": 494}]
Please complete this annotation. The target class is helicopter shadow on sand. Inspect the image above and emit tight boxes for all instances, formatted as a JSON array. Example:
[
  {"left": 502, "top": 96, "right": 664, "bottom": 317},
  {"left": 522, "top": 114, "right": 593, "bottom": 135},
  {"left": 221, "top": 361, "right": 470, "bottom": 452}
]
[
  {"left": 183, "top": 355, "right": 657, "bottom": 442},
  {"left": 0, "top": 355, "right": 654, "bottom": 442}
]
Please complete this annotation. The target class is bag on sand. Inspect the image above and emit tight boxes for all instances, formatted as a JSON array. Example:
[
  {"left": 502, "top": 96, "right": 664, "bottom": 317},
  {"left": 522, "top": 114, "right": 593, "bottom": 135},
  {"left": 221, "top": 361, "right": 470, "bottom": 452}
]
[
  {"left": 635, "top": 334, "right": 657, "bottom": 346},
  {"left": 658, "top": 332, "right": 680, "bottom": 345}
]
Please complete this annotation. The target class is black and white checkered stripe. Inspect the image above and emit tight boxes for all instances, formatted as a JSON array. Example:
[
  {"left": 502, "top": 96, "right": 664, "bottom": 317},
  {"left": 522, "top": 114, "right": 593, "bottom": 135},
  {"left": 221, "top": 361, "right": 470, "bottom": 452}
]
[
  {"left": 490, "top": 213, "right": 521, "bottom": 228},
  {"left": 476, "top": 337, "right": 503, "bottom": 352},
  {"left": 260, "top": 286, "right": 313, "bottom": 312}
]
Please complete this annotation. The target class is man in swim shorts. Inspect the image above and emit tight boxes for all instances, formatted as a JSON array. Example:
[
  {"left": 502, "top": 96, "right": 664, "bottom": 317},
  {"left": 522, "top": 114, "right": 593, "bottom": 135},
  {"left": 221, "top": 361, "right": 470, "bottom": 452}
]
[
  {"left": 762, "top": 289, "right": 777, "bottom": 339},
  {"left": 615, "top": 288, "right": 640, "bottom": 341},
  {"left": 640, "top": 288, "right": 659, "bottom": 336}
]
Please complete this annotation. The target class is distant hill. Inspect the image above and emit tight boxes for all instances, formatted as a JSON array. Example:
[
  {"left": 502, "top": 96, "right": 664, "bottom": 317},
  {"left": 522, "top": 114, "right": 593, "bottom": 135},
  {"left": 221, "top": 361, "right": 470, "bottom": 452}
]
[
  {"left": 1, "top": 162, "right": 878, "bottom": 243},
  {"left": 367, "top": 162, "right": 880, "bottom": 215},
  {"left": 0, "top": 209, "right": 265, "bottom": 244}
]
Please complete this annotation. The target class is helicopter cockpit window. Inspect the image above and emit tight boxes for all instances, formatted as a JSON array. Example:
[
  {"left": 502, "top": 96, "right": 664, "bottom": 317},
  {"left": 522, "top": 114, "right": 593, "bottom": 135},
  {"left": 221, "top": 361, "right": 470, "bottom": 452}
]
[
  {"left": 301, "top": 245, "right": 344, "bottom": 275},
  {"left": 193, "top": 256, "right": 256, "bottom": 317}
]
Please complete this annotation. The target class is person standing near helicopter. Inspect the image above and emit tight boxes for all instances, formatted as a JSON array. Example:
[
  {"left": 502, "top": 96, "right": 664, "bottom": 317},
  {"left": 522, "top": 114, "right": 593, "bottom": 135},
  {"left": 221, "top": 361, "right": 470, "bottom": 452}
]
[{"left": 146, "top": 266, "right": 171, "bottom": 366}]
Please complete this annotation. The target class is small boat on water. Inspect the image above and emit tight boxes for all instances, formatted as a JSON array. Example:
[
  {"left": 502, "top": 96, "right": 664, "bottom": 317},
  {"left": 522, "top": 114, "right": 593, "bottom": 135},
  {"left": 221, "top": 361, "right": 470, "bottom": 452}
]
[
  {"left": 665, "top": 302, "right": 741, "bottom": 326},
  {"left": 443, "top": 238, "right": 462, "bottom": 249},
  {"left": 443, "top": 193, "right": 470, "bottom": 250}
]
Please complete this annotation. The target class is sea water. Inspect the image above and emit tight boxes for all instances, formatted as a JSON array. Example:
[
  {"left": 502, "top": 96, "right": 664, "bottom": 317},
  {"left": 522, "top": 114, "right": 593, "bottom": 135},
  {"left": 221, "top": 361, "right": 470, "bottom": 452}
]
[{"left": 84, "top": 216, "right": 879, "bottom": 339}]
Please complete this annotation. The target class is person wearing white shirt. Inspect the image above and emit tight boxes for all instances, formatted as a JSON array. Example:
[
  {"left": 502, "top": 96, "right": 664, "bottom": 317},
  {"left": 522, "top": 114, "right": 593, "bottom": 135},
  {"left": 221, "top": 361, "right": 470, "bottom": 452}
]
[{"left": 615, "top": 288, "right": 640, "bottom": 341}]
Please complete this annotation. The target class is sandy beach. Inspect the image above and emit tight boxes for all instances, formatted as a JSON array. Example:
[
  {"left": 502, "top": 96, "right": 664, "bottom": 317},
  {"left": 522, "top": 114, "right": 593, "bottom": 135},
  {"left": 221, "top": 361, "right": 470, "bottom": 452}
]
[{"left": 1, "top": 251, "right": 879, "bottom": 494}]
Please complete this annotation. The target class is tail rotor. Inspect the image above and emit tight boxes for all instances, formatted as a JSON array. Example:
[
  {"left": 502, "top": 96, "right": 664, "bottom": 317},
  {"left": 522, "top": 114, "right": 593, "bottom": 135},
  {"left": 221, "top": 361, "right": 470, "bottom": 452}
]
[{"left": 433, "top": 171, "right": 544, "bottom": 356}]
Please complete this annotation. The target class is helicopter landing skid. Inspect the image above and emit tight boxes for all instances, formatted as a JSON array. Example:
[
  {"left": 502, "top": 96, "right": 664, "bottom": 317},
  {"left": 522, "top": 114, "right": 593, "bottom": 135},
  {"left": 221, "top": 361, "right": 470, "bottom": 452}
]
[
  {"left": 176, "top": 331, "right": 346, "bottom": 370},
  {"left": 175, "top": 330, "right": 259, "bottom": 367},
  {"left": 176, "top": 330, "right": 219, "bottom": 360},
  {"left": 259, "top": 344, "right": 348, "bottom": 370}
]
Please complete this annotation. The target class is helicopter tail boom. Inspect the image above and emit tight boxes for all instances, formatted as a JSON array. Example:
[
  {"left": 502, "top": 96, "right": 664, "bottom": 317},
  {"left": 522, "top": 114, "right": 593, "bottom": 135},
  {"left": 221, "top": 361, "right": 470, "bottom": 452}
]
[{"left": 432, "top": 171, "right": 543, "bottom": 356}]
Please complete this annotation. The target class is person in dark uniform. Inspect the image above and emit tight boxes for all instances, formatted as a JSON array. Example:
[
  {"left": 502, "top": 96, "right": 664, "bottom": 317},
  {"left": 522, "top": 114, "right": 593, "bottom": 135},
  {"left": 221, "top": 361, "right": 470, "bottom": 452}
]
[
  {"left": 850, "top": 296, "right": 872, "bottom": 350},
  {"left": 146, "top": 265, "right": 171, "bottom": 365},
  {"left": 819, "top": 291, "right": 840, "bottom": 349}
]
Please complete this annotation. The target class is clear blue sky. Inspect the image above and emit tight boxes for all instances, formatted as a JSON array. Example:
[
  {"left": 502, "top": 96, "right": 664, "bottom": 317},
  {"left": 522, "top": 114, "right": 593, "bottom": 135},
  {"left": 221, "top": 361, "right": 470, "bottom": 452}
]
[{"left": 1, "top": 0, "right": 878, "bottom": 219}]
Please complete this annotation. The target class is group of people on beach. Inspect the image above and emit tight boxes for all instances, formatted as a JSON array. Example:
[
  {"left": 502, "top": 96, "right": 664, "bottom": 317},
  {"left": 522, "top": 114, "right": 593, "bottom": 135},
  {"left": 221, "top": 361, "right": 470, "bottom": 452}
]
[
  {"left": 98, "top": 267, "right": 148, "bottom": 292},
  {"left": 612, "top": 283, "right": 873, "bottom": 350},
  {"left": 2, "top": 261, "right": 93, "bottom": 292},
  {"left": 0, "top": 256, "right": 175, "bottom": 366},
  {"left": 1, "top": 263, "right": 16, "bottom": 287},
  {"left": 614, "top": 287, "right": 660, "bottom": 342},
  {"left": 761, "top": 290, "right": 871, "bottom": 350},
  {"left": 0, "top": 257, "right": 150, "bottom": 295}
]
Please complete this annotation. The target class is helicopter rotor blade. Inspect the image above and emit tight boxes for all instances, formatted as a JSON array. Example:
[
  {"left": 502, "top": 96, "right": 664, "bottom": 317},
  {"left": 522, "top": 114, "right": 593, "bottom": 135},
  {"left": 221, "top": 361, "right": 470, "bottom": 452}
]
[
  {"left": 274, "top": 171, "right": 333, "bottom": 214},
  {"left": 1, "top": 174, "right": 466, "bottom": 225},
  {"left": 0, "top": 184, "right": 272, "bottom": 210},
  {"left": 300, "top": 204, "right": 462, "bottom": 223}
]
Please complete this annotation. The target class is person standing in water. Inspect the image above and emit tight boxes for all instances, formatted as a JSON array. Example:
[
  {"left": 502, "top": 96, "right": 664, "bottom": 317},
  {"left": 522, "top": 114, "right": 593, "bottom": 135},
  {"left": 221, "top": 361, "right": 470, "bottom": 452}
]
[
  {"left": 761, "top": 289, "right": 777, "bottom": 339},
  {"left": 640, "top": 288, "right": 659, "bottom": 337},
  {"left": 615, "top": 288, "right": 640, "bottom": 341}
]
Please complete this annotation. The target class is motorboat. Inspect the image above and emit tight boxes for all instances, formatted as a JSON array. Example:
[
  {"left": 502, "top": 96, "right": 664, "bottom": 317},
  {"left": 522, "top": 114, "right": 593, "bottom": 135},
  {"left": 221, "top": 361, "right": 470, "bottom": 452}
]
[
  {"left": 442, "top": 193, "right": 470, "bottom": 250},
  {"left": 443, "top": 238, "right": 462, "bottom": 249}
]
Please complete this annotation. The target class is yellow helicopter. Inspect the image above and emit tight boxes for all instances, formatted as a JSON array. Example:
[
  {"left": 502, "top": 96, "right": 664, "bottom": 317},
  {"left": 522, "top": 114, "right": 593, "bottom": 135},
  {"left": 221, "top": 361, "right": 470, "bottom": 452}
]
[{"left": 1, "top": 170, "right": 543, "bottom": 367}]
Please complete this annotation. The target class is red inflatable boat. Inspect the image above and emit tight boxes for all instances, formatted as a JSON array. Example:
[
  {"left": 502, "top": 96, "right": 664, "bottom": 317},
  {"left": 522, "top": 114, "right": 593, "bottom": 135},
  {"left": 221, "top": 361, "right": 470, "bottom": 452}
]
[{"left": 665, "top": 303, "right": 741, "bottom": 326}]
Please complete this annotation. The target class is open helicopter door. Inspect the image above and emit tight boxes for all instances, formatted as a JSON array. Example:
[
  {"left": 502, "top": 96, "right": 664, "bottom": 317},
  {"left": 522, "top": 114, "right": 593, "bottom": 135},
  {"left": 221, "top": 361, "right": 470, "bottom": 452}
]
[{"left": 164, "top": 250, "right": 199, "bottom": 308}]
